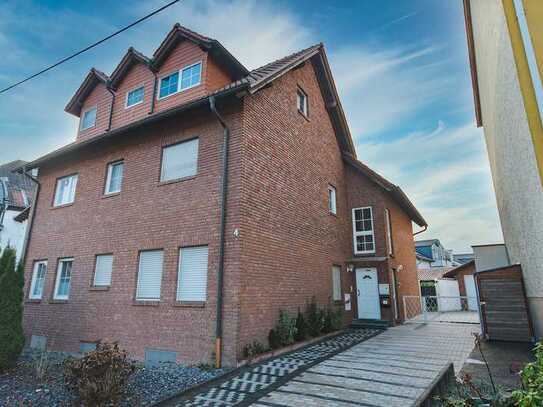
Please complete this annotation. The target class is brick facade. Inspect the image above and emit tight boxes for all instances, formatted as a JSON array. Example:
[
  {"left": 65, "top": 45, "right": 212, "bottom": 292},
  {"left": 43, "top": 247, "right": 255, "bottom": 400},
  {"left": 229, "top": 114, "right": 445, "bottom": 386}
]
[{"left": 22, "top": 27, "right": 424, "bottom": 366}]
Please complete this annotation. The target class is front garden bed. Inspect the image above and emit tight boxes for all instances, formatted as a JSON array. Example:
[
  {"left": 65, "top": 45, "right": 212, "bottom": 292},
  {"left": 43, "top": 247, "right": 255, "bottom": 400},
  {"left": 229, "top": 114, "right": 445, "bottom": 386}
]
[{"left": 0, "top": 349, "right": 229, "bottom": 406}]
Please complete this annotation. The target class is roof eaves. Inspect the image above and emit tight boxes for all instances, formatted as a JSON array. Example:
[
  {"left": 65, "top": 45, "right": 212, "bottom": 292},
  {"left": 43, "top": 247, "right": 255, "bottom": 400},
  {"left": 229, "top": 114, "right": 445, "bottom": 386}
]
[
  {"left": 65, "top": 68, "right": 110, "bottom": 116},
  {"left": 463, "top": 0, "right": 483, "bottom": 127},
  {"left": 19, "top": 80, "right": 250, "bottom": 171},
  {"left": 343, "top": 153, "right": 427, "bottom": 227}
]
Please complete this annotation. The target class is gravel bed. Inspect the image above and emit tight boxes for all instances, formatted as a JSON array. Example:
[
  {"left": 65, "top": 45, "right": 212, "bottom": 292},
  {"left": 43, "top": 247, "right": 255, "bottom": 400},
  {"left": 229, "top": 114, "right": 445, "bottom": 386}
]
[{"left": 0, "top": 351, "right": 229, "bottom": 406}]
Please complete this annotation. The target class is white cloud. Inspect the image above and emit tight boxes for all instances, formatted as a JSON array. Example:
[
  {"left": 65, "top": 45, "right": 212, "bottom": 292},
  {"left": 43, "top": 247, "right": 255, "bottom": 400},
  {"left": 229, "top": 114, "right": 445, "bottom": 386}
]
[
  {"left": 329, "top": 43, "right": 455, "bottom": 137},
  {"left": 356, "top": 121, "right": 503, "bottom": 252}
]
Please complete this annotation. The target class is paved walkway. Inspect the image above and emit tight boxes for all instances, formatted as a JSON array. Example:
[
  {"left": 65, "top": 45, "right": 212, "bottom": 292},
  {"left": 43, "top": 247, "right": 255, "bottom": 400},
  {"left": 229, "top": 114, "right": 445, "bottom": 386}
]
[
  {"left": 251, "top": 323, "right": 479, "bottom": 407},
  {"left": 167, "top": 323, "right": 479, "bottom": 407}
]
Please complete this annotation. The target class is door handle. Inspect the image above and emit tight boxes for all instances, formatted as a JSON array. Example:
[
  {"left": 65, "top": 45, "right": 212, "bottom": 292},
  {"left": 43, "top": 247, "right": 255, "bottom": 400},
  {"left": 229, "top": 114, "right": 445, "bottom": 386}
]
[{"left": 357, "top": 289, "right": 360, "bottom": 297}]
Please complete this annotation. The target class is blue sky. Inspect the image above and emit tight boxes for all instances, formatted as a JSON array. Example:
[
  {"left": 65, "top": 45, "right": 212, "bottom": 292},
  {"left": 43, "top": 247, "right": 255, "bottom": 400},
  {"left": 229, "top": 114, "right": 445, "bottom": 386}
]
[{"left": 0, "top": 0, "right": 503, "bottom": 252}]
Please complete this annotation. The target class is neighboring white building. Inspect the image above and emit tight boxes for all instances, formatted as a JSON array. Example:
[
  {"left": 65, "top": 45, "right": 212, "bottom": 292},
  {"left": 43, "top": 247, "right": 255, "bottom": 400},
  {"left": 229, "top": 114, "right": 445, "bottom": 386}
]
[
  {"left": 464, "top": 0, "right": 543, "bottom": 337},
  {"left": 415, "top": 239, "right": 460, "bottom": 268},
  {"left": 0, "top": 160, "right": 35, "bottom": 261}
]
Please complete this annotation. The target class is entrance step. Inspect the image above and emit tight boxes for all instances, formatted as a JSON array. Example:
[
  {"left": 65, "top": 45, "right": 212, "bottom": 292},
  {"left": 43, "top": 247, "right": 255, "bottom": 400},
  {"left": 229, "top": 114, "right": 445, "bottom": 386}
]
[{"left": 351, "top": 319, "right": 390, "bottom": 330}]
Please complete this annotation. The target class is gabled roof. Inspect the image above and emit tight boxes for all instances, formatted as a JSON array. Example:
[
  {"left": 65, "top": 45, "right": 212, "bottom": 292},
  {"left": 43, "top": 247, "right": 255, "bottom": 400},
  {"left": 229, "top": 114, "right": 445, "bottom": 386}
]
[
  {"left": 0, "top": 160, "right": 35, "bottom": 210},
  {"left": 151, "top": 23, "right": 248, "bottom": 79},
  {"left": 443, "top": 260, "right": 475, "bottom": 278},
  {"left": 65, "top": 24, "right": 249, "bottom": 117},
  {"left": 65, "top": 68, "right": 110, "bottom": 116},
  {"left": 415, "top": 239, "right": 440, "bottom": 247},
  {"left": 342, "top": 153, "right": 427, "bottom": 227},
  {"left": 109, "top": 47, "right": 151, "bottom": 89}
]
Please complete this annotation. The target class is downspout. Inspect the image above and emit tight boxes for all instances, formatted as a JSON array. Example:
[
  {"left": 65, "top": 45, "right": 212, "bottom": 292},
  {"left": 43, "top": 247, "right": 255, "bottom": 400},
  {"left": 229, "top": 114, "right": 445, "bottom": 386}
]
[
  {"left": 149, "top": 69, "right": 158, "bottom": 114},
  {"left": 19, "top": 166, "right": 40, "bottom": 267},
  {"left": 413, "top": 225, "right": 428, "bottom": 236},
  {"left": 209, "top": 95, "right": 230, "bottom": 369},
  {"left": 106, "top": 85, "right": 115, "bottom": 131}
]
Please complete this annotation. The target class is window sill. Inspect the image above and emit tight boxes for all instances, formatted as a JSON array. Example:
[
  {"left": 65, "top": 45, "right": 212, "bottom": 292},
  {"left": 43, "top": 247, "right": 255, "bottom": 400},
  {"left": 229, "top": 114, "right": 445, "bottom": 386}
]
[
  {"left": 329, "top": 211, "right": 337, "bottom": 217},
  {"left": 102, "top": 192, "right": 120, "bottom": 199},
  {"left": 89, "top": 286, "right": 110, "bottom": 291},
  {"left": 173, "top": 301, "right": 205, "bottom": 308},
  {"left": 25, "top": 299, "right": 42, "bottom": 304},
  {"left": 49, "top": 299, "right": 69, "bottom": 304},
  {"left": 298, "top": 109, "right": 310, "bottom": 122},
  {"left": 132, "top": 300, "right": 160, "bottom": 306},
  {"left": 51, "top": 203, "right": 74, "bottom": 210},
  {"left": 158, "top": 175, "right": 196, "bottom": 187}
]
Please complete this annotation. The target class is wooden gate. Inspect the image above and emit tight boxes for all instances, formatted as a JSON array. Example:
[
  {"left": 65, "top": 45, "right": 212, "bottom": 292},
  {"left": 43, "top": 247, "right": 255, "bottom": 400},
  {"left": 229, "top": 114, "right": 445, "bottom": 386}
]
[{"left": 476, "top": 265, "right": 534, "bottom": 342}]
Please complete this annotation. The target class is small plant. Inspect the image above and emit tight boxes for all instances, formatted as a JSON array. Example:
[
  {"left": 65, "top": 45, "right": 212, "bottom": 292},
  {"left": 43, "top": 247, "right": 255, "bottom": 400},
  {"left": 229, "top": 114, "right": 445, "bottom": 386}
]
[
  {"left": 294, "top": 309, "right": 308, "bottom": 342},
  {"left": 268, "top": 329, "right": 281, "bottom": 350},
  {"left": 64, "top": 342, "right": 137, "bottom": 406},
  {"left": 512, "top": 341, "right": 543, "bottom": 407},
  {"left": 275, "top": 310, "right": 297, "bottom": 347},
  {"left": 322, "top": 307, "right": 343, "bottom": 334},
  {"left": 306, "top": 298, "right": 324, "bottom": 337},
  {"left": 33, "top": 351, "right": 51, "bottom": 383},
  {"left": 243, "top": 341, "right": 268, "bottom": 359}
]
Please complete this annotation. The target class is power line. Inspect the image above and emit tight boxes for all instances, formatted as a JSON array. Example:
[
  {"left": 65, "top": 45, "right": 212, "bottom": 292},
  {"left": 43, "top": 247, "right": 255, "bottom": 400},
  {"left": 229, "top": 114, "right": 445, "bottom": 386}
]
[{"left": 0, "top": 0, "right": 181, "bottom": 95}]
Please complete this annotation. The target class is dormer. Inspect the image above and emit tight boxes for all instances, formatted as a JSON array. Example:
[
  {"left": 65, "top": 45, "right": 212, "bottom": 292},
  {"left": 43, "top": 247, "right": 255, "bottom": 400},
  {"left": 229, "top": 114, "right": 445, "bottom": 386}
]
[{"left": 64, "top": 24, "right": 249, "bottom": 142}]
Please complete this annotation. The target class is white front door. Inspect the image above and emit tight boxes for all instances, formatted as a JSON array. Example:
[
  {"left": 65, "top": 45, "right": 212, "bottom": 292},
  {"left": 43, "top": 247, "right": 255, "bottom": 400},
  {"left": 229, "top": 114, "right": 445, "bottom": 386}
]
[
  {"left": 356, "top": 268, "right": 381, "bottom": 320},
  {"left": 464, "top": 275, "right": 478, "bottom": 311}
]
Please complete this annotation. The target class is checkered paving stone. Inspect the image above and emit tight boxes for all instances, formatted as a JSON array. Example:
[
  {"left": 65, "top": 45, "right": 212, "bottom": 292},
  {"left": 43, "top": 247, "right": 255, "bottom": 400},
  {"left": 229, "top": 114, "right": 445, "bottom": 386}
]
[{"left": 174, "top": 329, "right": 378, "bottom": 406}]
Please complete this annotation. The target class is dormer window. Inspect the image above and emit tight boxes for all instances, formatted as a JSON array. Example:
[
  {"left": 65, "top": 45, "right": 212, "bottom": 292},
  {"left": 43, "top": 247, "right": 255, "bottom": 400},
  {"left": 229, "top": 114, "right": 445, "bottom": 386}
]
[
  {"left": 159, "top": 72, "right": 179, "bottom": 99},
  {"left": 180, "top": 62, "right": 202, "bottom": 90},
  {"left": 80, "top": 107, "right": 97, "bottom": 130},
  {"left": 126, "top": 86, "right": 144, "bottom": 108}
]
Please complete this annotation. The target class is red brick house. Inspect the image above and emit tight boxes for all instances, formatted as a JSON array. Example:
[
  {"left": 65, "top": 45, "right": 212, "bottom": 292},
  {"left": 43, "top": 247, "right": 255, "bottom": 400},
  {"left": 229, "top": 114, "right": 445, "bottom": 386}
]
[{"left": 19, "top": 24, "right": 426, "bottom": 367}]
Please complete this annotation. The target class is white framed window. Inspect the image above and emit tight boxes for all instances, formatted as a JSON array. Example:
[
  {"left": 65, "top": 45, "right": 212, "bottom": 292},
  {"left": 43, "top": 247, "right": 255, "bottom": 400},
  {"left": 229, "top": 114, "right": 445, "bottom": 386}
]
[
  {"left": 54, "top": 174, "right": 78, "bottom": 207},
  {"left": 125, "top": 86, "right": 144, "bottom": 108},
  {"left": 180, "top": 62, "right": 202, "bottom": 90},
  {"left": 328, "top": 185, "right": 337, "bottom": 215},
  {"left": 297, "top": 88, "right": 308, "bottom": 116},
  {"left": 53, "top": 258, "right": 73, "bottom": 300},
  {"left": 385, "top": 208, "right": 394, "bottom": 256},
  {"left": 352, "top": 207, "right": 375, "bottom": 254},
  {"left": 160, "top": 138, "right": 199, "bottom": 182},
  {"left": 104, "top": 161, "right": 124, "bottom": 195},
  {"left": 93, "top": 254, "right": 113, "bottom": 287},
  {"left": 29, "top": 261, "right": 47, "bottom": 300},
  {"left": 136, "top": 250, "right": 164, "bottom": 301},
  {"left": 332, "top": 265, "right": 341, "bottom": 301},
  {"left": 159, "top": 72, "right": 179, "bottom": 99},
  {"left": 177, "top": 246, "right": 209, "bottom": 302},
  {"left": 80, "top": 107, "right": 97, "bottom": 130}
]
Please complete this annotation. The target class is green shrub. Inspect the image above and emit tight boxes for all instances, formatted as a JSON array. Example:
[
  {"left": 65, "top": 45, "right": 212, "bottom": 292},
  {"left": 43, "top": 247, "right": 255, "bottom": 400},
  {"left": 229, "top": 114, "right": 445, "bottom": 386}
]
[
  {"left": 64, "top": 342, "right": 137, "bottom": 406},
  {"left": 322, "top": 307, "right": 343, "bottom": 334},
  {"left": 268, "top": 329, "right": 281, "bottom": 350},
  {"left": 243, "top": 341, "right": 268, "bottom": 359},
  {"left": 512, "top": 342, "right": 543, "bottom": 407},
  {"left": 306, "top": 298, "right": 324, "bottom": 337},
  {"left": 294, "top": 309, "right": 308, "bottom": 342},
  {"left": 275, "top": 310, "right": 297, "bottom": 347},
  {"left": 0, "top": 246, "right": 25, "bottom": 371}
]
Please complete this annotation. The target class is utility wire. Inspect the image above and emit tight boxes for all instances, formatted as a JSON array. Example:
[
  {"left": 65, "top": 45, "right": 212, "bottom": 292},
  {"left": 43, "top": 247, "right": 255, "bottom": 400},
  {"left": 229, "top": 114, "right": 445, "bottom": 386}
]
[{"left": 0, "top": 0, "right": 181, "bottom": 95}]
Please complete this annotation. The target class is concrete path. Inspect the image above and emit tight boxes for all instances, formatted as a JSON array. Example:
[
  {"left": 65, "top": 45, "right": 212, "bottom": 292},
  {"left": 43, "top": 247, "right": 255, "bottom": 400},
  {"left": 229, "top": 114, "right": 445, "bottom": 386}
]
[{"left": 251, "top": 323, "right": 479, "bottom": 407}]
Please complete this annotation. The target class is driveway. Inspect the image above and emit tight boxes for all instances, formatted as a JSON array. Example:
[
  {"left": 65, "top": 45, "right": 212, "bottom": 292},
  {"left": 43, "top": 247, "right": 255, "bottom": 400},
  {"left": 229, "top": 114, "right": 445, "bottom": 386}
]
[{"left": 170, "top": 323, "right": 479, "bottom": 406}]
